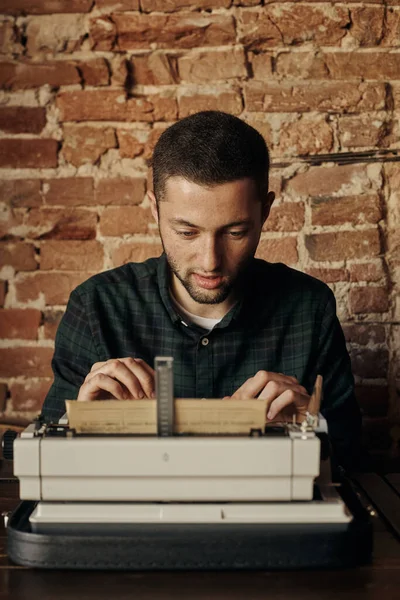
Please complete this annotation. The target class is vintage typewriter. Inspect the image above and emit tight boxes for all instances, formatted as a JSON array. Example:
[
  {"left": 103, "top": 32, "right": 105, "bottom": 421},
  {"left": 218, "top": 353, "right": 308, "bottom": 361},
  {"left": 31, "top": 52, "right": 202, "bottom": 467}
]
[{"left": 5, "top": 358, "right": 372, "bottom": 570}]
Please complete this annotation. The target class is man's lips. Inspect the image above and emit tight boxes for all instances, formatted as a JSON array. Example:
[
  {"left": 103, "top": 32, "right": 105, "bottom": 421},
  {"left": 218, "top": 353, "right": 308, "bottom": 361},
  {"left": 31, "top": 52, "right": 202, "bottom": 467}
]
[{"left": 193, "top": 274, "right": 224, "bottom": 289}]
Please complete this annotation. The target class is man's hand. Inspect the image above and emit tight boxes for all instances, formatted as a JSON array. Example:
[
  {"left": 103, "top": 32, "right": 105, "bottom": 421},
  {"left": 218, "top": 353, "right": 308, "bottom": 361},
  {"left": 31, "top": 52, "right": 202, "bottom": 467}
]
[
  {"left": 77, "top": 357, "right": 155, "bottom": 402},
  {"left": 228, "top": 371, "right": 310, "bottom": 422}
]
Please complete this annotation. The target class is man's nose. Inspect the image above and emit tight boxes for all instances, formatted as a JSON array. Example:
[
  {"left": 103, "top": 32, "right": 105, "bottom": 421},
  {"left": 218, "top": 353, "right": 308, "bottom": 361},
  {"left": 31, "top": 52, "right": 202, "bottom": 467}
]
[{"left": 201, "top": 235, "right": 221, "bottom": 272}]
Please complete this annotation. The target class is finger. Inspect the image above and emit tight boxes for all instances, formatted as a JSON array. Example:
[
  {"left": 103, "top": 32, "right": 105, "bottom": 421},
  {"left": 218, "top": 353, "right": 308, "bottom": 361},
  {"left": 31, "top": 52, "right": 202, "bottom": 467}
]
[
  {"left": 258, "top": 380, "right": 308, "bottom": 403},
  {"left": 119, "top": 357, "right": 155, "bottom": 398},
  {"left": 231, "top": 371, "right": 301, "bottom": 400},
  {"left": 89, "top": 361, "right": 107, "bottom": 373},
  {"left": 85, "top": 359, "right": 148, "bottom": 399},
  {"left": 267, "top": 389, "right": 310, "bottom": 421},
  {"left": 78, "top": 373, "right": 128, "bottom": 402}
]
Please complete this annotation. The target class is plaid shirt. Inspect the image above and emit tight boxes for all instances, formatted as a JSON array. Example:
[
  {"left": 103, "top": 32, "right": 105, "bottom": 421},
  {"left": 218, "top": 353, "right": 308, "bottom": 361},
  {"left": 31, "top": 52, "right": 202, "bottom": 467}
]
[{"left": 42, "top": 254, "right": 362, "bottom": 466}]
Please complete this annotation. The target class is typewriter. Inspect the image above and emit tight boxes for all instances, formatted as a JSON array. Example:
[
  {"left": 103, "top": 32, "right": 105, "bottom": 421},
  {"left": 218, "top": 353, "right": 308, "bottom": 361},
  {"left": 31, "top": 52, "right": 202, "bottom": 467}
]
[{"left": 5, "top": 358, "right": 372, "bottom": 570}]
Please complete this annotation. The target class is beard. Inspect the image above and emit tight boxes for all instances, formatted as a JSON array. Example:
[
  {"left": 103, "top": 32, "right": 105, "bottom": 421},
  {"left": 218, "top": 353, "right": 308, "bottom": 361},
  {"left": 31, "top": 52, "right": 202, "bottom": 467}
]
[{"left": 163, "top": 246, "right": 254, "bottom": 305}]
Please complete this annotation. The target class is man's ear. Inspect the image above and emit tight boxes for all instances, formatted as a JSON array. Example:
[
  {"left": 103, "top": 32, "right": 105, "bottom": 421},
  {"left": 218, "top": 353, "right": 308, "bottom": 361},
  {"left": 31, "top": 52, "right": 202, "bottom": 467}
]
[
  {"left": 262, "top": 191, "right": 275, "bottom": 224},
  {"left": 148, "top": 190, "right": 159, "bottom": 225}
]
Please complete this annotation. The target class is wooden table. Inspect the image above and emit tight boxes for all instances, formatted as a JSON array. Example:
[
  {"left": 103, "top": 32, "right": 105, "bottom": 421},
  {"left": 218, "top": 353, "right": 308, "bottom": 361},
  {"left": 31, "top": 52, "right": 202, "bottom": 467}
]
[{"left": 1, "top": 461, "right": 400, "bottom": 600}]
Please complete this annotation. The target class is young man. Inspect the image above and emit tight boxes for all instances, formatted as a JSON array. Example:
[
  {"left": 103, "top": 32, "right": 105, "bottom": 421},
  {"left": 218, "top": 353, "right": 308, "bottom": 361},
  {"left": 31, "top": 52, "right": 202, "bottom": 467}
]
[{"left": 42, "top": 111, "right": 362, "bottom": 469}]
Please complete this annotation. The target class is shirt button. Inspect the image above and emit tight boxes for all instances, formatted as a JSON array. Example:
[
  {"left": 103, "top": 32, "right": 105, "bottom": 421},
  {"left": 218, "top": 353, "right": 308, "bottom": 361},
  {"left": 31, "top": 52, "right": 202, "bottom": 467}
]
[{"left": 201, "top": 337, "right": 209, "bottom": 346}]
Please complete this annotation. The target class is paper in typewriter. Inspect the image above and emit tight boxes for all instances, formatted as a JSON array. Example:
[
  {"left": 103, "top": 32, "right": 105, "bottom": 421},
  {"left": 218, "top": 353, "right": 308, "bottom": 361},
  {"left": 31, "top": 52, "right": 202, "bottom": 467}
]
[{"left": 65, "top": 399, "right": 268, "bottom": 434}]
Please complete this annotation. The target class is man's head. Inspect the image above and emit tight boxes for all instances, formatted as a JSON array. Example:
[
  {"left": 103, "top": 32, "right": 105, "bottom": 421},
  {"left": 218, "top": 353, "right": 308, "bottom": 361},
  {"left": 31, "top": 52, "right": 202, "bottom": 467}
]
[
  {"left": 152, "top": 110, "right": 270, "bottom": 203},
  {"left": 148, "top": 111, "right": 275, "bottom": 317}
]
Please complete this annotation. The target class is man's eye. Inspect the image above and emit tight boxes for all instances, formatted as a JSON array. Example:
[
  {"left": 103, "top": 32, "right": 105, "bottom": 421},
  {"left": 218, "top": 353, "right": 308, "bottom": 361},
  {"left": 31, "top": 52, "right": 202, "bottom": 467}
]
[
  {"left": 177, "top": 231, "right": 196, "bottom": 237},
  {"left": 227, "top": 230, "right": 246, "bottom": 238}
]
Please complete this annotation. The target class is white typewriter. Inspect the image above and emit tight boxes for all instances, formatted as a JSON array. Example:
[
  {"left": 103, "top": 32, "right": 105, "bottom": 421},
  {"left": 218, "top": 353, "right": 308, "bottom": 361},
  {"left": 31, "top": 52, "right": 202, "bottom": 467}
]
[{"left": 12, "top": 358, "right": 352, "bottom": 536}]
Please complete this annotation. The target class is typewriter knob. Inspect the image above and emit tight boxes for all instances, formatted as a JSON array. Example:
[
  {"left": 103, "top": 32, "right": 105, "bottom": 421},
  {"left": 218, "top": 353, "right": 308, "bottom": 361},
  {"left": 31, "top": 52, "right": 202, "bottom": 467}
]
[{"left": 1, "top": 430, "right": 18, "bottom": 461}]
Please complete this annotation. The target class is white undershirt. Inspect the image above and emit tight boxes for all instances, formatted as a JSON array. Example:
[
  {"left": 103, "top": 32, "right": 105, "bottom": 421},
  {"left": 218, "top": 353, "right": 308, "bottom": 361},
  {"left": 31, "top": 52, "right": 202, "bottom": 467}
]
[{"left": 170, "top": 293, "right": 223, "bottom": 331}]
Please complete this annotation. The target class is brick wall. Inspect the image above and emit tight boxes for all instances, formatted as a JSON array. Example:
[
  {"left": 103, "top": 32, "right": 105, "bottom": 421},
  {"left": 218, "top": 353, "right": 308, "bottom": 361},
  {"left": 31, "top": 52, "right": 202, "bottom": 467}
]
[{"left": 0, "top": 1, "right": 399, "bottom": 456}]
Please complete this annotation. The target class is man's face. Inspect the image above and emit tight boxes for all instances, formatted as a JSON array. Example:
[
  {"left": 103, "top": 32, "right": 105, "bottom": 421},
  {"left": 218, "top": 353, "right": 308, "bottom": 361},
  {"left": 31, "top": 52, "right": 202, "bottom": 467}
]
[{"left": 150, "top": 177, "right": 274, "bottom": 313}]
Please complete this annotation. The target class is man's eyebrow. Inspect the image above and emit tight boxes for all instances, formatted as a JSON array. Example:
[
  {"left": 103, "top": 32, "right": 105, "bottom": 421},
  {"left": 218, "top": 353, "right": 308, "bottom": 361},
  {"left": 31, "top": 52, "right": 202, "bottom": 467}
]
[{"left": 169, "top": 218, "right": 253, "bottom": 228}]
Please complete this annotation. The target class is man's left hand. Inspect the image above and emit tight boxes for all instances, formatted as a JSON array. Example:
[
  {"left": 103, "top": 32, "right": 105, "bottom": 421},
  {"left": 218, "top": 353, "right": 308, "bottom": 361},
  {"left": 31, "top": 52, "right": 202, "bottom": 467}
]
[{"left": 228, "top": 371, "right": 310, "bottom": 422}]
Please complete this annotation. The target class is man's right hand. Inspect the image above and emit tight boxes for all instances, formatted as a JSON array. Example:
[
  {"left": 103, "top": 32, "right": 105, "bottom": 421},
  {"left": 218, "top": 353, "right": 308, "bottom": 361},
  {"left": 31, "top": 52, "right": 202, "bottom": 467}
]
[{"left": 77, "top": 357, "right": 155, "bottom": 402}]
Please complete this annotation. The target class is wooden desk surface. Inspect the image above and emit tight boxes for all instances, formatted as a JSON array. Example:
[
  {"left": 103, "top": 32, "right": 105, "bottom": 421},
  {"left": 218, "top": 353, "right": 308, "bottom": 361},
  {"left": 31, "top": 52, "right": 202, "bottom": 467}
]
[{"left": 1, "top": 462, "right": 400, "bottom": 600}]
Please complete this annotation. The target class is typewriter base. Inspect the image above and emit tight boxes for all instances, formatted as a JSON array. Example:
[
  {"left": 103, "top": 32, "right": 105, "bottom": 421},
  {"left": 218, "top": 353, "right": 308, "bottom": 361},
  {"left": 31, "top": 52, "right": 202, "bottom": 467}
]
[{"left": 7, "top": 495, "right": 372, "bottom": 571}]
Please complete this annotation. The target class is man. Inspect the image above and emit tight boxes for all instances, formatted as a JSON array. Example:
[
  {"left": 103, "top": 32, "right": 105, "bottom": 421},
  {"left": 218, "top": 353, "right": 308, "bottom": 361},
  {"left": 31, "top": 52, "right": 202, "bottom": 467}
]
[{"left": 42, "top": 111, "right": 362, "bottom": 470}]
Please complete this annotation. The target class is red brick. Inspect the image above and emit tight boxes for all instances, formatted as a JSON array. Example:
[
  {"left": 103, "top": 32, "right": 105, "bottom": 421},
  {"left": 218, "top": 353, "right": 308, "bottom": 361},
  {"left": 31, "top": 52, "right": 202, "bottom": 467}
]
[
  {"left": 243, "top": 115, "right": 273, "bottom": 148},
  {"left": 278, "top": 116, "right": 333, "bottom": 156},
  {"left": 131, "top": 53, "right": 178, "bottom": 85},
  {"left": 0, "top": 206, "right": 24, "bottom": 240},
  {"left": 79, "top": 58, "right": 110, "bottom": 87},
  {"left": 349, "top": 262, "right": 385, "bottom": 283},
  {"left": 151, "top": 93, "right": 178, "bottom": 122},
  {"left": 25, "top": 208, "right": 97, "bottom": 240},
  {"left": 250, "top": 52, "right": 273, "bottom": 80},
  {"left": 99, "top": 207, "right": 153, "bottom": 236},
  {"left": 338, "top": 115, "right": 388, "bottom": 148},
  {"left": 326, "top": 52, "right": 400, "bottom": 80},
  {"left": 15, "top": 272, "right": 92, "bottom": 305},
  {"left": 255, "top": 237, "right": 298, "bottom": 265},
  {"left": 0, "top": 21, "right": 23, "bottom": 54},
  {"left": 95, "top": 0, "right": 139, "bottom": 8},
  {"left": 382, "top": 7, "right": 400, "bottom": 47},
  {"left": 0, "top": 107, "right": 46, "bottom": 134},
  {"left": 40, "top": 241, "right": 104, "bottom": 271},
  {"left": 9, "top": 379, "right": 52, "bottom": 413},
  {"left": 117, "top": 130, "right": 145, "bottom": 159},
  {"left": 350, "top": 287, "right": 389, "bottom": 314},
  {"left": 141, "top": 0, "right": 230, "bottom": 10},
  {"left": 350, "top": 348, "right": 389, "bottom": 379},
  {"left": 0, "top": 60, "right": 79, "bottom": 90},
  {"left": 62, "top": 125, "right": 116, "bottom": 168},
  {"left": 0, "top": 281, "right": 6, "bottom": 307},
  {"left": 0, "top": 1, "right": 93, "bottom": 14},
  {"left": 0, "top": 383, "right": 7, "bottom": 412},
  {"left": 0, "top": 139, "right": 58, "bottom": 168},
  {"left": 244, "top": 81, "right": 386, "bottom": 113},
  {"left": 0, "top": 180, "right": 42, "bottom": 208},
  {"left": 287, "top": 164, "right": 371, "bottom": 199},
  {"left": 305, "top": 230, "right": 381, "bottom": 262},
  {"left": 95, "top": 178, "right": 146, "bottom": 206},
  {"left": 112, "top": 242, "right": 163, "bottom": 267},
  {"left": 233, "top": 0, "right": 262, "bottom": 5},
  {"left": 43, "top": 309, "right": 64, "bottom": 339},
  {"left": 26, "top": 15, "right": 85, "bottom": 55},
  {"left": 92, "top": 13, "right": 236, "bottom": 51},
  {"left": 178, "top": 48, "right": 247, "bottom": 83},
  {"left": 275, "top": 52, "right": 329, "bottom": 79},
  {"left": 178, "top": 89, "right": 242, "bottom": 118},
  {"left": 0, "top": 308, "right": 41, "bottom": 340},
  {"left": 90, "top": 16, "right": 118, "bottom": 52},
  {"left": 311, "top": 194, "right": 382, "bottom": 226},
  {"left": 349, "top": 6, "right": 384, "bottom": 46},
  {"left": 0, "top": 242, "right": 37, "bottom": 271},
  {"left": 306, "top": 268, "right": 348, "bottom": 284},
  {"left": 263, "top": 203, "right": 304, "bottom": 232},
  {"left": 355, "top": 385, "right": 389, "bottom": 418},
  {"left": 343, "top": 324, "right": 386, "bottom": 345},
  {"left": 0, "top": 347, "right": 53, "bottom": 377},
  {"left": 57, "top": 90, "right": 177, "bottom": 122},
  {"left": 110, "top": 56, "right": 128, "bottom": 87},
  {"left": 238, "top": 5, "right": 349, "bottom": 49},
  {"left": 43, "top": 178, "right": 94, "bottom": 207}
]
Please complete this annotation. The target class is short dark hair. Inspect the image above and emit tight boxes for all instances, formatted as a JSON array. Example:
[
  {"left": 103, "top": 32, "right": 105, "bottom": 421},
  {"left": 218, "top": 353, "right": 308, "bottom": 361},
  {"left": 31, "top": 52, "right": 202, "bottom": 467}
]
[{"left": 152, "top": 111, "right": 270, "bottom": 202}]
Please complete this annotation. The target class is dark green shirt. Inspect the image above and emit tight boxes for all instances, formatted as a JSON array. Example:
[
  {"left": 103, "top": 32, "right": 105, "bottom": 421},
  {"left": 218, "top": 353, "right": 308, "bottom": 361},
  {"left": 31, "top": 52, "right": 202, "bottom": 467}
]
[{"left": 42, "top": 254, "right": 362, "bottom": 467}]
